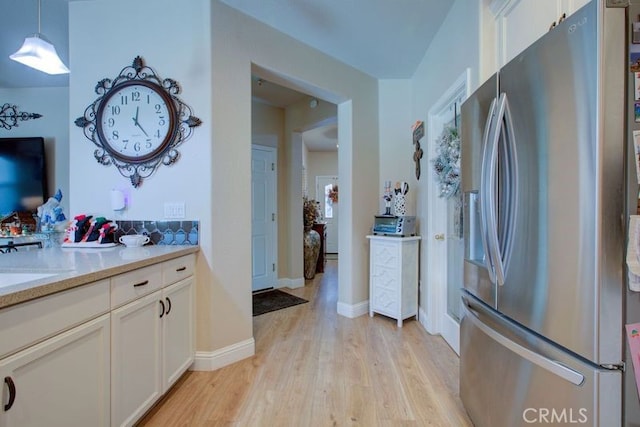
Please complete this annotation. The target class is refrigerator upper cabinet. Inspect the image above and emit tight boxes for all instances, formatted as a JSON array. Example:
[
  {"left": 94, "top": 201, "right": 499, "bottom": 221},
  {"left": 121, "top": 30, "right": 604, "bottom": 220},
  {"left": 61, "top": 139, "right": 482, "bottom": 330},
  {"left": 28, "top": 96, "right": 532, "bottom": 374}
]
[
  {"left": 496, "top": 1, "right": 624, "bottom": 364},
  {"left": 461, "top": 75, "right": 498, "bottom": 308}
]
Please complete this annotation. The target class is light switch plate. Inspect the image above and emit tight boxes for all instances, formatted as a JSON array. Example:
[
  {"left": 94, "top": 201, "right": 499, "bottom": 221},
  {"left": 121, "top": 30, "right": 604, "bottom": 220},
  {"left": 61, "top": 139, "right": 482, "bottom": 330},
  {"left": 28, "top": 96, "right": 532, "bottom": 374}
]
[{"left": 164, "top": 202, "right": 186, "bottom": 219}]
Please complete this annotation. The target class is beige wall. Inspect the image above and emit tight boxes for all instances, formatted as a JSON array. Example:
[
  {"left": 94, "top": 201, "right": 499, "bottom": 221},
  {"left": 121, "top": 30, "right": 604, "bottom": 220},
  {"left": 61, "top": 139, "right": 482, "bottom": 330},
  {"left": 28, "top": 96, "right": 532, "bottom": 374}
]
[
  {"left": 307, "top": 151, "right": 338, "bottom": 201},
  {"left": 213, "top": 0, "right": 379, "bottom": 351}
]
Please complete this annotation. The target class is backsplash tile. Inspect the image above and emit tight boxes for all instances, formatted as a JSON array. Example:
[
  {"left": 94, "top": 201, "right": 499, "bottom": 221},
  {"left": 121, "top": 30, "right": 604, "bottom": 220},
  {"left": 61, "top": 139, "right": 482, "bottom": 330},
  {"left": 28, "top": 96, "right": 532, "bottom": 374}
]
[{"left": 115, "top": 220, "right": 199, "bottom": 246}]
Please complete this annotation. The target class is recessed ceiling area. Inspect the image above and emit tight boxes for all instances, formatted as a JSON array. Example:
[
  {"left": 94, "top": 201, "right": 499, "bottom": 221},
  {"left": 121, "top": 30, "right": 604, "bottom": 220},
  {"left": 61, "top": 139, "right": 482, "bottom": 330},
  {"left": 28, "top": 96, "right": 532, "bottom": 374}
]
[{"left": 252, "top": 75, "right": 337, "bottom": 152}]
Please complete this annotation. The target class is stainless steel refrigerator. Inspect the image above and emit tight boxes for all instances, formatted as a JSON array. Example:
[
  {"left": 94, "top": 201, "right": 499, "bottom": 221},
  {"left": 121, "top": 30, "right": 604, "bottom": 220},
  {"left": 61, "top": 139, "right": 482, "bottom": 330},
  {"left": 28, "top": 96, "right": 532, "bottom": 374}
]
[{"left": 459, "top": 1, "right": 640, "bottom": 425}]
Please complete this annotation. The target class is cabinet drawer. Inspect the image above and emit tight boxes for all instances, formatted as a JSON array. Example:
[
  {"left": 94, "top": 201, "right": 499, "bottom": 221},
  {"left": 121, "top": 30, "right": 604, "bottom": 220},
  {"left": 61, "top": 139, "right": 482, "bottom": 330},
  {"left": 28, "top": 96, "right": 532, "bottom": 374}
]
[
  {"left": 371, "top": 286, "right": 398, "bottom": 315},
  {"left": 371, "top": 266, "right": 398, "bottom": 291},
  {"left": 162, "top": 254, "right": 195, "bottom": 286},
  {"left": 111, "top": 264, "right": 162, "bottom": 309},
  {"left": 0, "top": 279, "right": 110, "bottom": 359}
]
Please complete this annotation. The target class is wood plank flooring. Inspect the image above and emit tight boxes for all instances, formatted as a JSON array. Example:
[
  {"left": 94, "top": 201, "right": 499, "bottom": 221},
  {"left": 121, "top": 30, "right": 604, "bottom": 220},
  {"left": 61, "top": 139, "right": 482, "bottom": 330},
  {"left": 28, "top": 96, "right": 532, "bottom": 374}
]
[{"left": 138, "top": 260, "right": 473, "bottom": 426}]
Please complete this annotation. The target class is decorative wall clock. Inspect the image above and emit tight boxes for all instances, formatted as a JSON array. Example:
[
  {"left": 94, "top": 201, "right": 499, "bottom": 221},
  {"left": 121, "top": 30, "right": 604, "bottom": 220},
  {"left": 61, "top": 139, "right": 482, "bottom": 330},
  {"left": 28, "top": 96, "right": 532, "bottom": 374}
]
[{"left": 75, "top": 56, "right": 201, "bottom": 188}]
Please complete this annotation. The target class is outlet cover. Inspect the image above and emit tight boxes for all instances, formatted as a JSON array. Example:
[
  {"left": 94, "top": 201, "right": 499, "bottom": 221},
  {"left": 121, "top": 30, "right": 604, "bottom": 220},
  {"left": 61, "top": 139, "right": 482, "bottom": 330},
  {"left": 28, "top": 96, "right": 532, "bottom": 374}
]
[{"left": 164, "top": 202, "right": 186, "bottom": 219}]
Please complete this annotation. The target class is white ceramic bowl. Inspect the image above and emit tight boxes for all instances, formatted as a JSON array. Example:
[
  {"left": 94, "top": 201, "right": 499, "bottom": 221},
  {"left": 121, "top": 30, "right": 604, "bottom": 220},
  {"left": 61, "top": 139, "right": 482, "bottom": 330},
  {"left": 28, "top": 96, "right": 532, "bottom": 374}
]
[{"left": 119, "top": 235, "right": 150, "bottom": 247}]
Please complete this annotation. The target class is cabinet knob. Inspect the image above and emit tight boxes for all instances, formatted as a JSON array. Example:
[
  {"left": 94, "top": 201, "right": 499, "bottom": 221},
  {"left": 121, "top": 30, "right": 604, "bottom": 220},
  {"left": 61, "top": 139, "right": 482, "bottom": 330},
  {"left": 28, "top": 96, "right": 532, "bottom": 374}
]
[{"left": 434, "top": 233, "right": 445, "bottom": 241}]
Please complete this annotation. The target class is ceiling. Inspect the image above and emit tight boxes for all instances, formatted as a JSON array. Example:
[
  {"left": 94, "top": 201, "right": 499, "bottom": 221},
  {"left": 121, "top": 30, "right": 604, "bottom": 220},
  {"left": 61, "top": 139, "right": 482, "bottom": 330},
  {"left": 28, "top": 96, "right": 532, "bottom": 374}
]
[
  {"left": 1, "top": 0, "right": 454, "bottom": 150},
  {"left": 221, "top": 0, "right": 454, "bottom": 79}
]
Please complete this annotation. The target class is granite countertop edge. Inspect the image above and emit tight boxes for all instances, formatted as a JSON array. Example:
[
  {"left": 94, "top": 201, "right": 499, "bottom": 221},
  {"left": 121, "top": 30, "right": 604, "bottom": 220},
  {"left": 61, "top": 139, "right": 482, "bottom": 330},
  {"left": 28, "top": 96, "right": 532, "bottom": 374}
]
[{"left": 0, "top": 245, "right": 199, "bottom": 309}]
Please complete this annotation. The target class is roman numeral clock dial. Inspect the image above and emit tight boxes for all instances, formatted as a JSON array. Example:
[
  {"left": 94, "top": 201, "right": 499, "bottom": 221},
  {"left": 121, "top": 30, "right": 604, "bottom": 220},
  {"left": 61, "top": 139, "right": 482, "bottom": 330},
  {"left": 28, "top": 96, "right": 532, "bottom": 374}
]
[{"left": 75, "top": 56, "right": 201, "bottom": 188}]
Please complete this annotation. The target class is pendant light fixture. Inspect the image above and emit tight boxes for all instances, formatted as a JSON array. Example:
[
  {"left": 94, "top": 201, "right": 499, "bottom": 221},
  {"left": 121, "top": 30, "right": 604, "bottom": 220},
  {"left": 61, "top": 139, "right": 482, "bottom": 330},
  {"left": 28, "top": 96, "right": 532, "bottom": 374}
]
[{"left": 9, "top": 0, "right": 69, "bottom": 75}]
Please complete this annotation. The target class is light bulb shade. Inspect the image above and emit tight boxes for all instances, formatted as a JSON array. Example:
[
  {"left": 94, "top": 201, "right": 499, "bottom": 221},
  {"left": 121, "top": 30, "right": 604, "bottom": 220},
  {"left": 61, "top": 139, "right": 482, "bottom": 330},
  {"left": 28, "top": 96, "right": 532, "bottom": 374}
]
[{"left": 10, "top": 34, "right": 69, "bottom": 75}]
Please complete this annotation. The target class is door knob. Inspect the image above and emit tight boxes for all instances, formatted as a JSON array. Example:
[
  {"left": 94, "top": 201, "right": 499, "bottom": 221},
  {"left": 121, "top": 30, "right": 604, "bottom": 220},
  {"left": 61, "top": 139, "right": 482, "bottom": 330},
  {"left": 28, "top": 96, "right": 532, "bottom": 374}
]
[{"left": 435, "top": 233, "right": 445, "bottom": 241}]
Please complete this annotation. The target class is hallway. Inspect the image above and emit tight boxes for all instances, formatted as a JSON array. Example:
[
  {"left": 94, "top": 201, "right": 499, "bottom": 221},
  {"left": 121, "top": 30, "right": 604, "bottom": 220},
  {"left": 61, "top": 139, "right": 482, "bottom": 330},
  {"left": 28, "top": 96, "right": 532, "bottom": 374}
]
[{"left": 139, "top": 260, "right": 471, "bottom": 426}]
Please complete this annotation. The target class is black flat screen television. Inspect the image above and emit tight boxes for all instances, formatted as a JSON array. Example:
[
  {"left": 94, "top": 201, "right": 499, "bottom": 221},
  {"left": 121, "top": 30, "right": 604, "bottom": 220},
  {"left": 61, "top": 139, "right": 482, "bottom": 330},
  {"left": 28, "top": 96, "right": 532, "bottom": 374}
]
[{"left": 0, "top": 137, "right": 48, "bottom": 217}]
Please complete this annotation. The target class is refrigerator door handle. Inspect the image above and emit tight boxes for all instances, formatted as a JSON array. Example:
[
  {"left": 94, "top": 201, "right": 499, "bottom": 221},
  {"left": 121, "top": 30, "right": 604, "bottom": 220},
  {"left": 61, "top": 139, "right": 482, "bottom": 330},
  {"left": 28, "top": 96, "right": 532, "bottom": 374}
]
[
  {"left": 486, "top": 93, "right": 519, "bottom": 287},
  {"left": 480, "top": 97, "right": 498, "bottom": 284},
  {"left": 485, "top": 96, "right": 502, "bottom": 285},
  {"left": 463, "top": 296, "right": 585, "bottom": 386},
  {"left": 500, "top": 93, "right": 518, "bottom": 278}
]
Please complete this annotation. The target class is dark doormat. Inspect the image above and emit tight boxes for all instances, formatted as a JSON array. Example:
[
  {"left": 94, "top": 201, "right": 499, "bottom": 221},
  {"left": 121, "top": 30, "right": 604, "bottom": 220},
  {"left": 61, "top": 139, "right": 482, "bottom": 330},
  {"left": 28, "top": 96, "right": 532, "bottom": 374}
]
[{"left": 252, "top": 289, "right": 308, "bottom": 316}]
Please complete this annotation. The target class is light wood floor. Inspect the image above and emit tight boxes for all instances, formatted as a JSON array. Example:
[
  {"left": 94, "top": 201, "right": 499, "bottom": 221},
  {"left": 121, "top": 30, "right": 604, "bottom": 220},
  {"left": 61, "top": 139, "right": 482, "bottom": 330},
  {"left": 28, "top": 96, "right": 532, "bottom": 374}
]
[{"left": 138, "top": 260, "right": 473, "bottom": 426}]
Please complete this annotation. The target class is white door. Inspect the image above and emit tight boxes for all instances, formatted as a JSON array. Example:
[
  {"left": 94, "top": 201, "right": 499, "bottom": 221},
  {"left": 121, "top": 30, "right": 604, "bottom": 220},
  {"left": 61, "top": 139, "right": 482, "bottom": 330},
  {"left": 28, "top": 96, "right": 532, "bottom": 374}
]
[
  {"left": 316, "top": 175, "right": 338, "bottom": 253},
  {"left": 251, "top": 144, "right": 277, "bottom": 291},
  {"left": 425, "top": 70, "right": 470, "bottom": 355}
]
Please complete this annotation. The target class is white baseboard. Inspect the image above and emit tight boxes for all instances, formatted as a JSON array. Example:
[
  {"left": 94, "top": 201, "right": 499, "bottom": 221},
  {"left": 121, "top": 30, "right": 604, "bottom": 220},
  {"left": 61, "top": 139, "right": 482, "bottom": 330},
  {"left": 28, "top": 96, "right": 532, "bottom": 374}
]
[
  {"left": 278, "top": 277, "right": 305, "bottom": 289},
  {"left": 191, "top": 338, "right": 255, "bottom": 371},
  {"left": 419, "top": 306, "right": 436, "bottom": 334},
  {"left": 337, "top": 300, "right": 369, "bottom": 318}
]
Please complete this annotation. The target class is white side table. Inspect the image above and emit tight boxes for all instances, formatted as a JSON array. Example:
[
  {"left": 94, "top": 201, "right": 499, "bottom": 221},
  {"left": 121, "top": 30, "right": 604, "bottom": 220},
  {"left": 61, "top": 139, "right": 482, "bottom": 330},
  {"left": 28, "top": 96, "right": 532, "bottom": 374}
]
[{"left": 367, "top": 235, "right": 421, "bottom": 327}]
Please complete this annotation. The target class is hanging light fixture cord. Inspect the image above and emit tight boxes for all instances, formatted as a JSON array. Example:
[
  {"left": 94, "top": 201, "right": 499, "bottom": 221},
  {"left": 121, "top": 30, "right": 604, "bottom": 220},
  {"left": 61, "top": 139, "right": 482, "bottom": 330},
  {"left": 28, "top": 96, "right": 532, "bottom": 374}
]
[{"left": 37, "top": 0, "right": 41, "bottom": 34}]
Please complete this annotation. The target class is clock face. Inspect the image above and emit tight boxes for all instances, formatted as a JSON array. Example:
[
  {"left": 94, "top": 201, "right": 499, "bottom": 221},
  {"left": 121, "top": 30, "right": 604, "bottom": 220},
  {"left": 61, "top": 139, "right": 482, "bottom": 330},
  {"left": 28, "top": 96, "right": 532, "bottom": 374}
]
[{"left": 96, "top": 80, "right": 177, "bottom": 162}]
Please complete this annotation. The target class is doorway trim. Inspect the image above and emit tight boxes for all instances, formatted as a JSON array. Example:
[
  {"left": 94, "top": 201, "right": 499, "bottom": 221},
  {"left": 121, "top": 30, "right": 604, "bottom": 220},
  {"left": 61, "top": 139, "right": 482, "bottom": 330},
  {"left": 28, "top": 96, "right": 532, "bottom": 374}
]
[{"left": 422, "top": 69, "right": 470, "bottom": 354}]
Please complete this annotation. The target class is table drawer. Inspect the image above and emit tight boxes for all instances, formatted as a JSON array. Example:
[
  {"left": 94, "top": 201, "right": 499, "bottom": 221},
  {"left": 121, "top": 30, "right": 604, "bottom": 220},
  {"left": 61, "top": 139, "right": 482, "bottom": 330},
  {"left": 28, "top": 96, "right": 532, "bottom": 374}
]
[
  {"left": 111, "top": 264, "right": 162, "bottom": 309},
  {"left": 162, "top": 254, "right": 195, "bottom": 286}
]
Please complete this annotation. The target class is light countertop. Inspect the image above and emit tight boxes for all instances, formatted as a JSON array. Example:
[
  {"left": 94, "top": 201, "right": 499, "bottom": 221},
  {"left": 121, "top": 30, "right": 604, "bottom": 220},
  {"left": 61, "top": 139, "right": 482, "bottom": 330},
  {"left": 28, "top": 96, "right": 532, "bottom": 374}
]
[{"left": 0, "top": 245, "right": 199, "bottom": 309}]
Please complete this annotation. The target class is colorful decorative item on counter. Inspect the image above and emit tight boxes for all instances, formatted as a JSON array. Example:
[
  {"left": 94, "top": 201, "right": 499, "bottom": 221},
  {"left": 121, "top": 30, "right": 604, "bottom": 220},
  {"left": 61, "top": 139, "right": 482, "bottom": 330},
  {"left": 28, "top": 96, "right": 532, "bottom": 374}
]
[
  {"left": 64, "top": 214, "right": 118, "bottom": 245},
  {"left": 37, "top": 189, "right": 67, "bottom": 232}
]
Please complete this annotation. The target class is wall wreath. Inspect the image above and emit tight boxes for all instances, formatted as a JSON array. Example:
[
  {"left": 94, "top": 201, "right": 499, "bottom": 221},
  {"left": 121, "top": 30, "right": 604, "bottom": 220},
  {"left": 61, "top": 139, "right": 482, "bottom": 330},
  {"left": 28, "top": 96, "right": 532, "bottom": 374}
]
[{"left": 431, "top": 126, "right": 460, "bottom": 199}]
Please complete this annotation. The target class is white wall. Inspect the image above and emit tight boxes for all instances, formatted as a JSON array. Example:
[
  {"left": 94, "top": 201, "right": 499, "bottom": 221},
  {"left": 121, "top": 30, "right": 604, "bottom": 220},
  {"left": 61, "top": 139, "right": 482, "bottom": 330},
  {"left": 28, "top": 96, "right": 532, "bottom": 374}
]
[
  {"left": 69, "top": 0, "right": 219, "bottom": 354},
  {"left": 0, "top": 87, "right": 70, "bottom": 216},
  {"left": 410, "top": 0, "right": 487, "bottom": 319},
  {"left": 378, "top": 80, "right": 416, "bottom": 216}
]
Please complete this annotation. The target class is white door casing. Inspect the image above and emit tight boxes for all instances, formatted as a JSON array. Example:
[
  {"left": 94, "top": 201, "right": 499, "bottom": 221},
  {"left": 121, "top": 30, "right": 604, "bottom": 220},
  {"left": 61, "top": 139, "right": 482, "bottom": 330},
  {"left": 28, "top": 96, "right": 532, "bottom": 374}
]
[
  {"left": 422, "top": 69, "right": 470, "bottom": 356},
  {"left": 251, "top": 143, "right": 277, "bottom": 292},
  {"left": 316, "top": 175, "right": 339, "bottom": 253}
]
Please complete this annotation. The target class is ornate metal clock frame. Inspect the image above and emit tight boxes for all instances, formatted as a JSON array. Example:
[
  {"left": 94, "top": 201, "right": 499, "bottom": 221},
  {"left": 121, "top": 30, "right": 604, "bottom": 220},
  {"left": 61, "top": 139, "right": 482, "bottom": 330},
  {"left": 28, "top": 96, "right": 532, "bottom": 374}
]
[{"left": 75, "top": 56, "right": 201, "bottom": 188}]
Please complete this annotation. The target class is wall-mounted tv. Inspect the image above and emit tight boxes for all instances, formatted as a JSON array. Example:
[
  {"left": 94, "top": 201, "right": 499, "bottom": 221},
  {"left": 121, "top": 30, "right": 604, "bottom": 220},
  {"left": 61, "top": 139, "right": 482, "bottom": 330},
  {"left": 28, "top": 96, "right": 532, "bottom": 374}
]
[{"left": 0, "top": 137, "right": 48, "bottom": 217}]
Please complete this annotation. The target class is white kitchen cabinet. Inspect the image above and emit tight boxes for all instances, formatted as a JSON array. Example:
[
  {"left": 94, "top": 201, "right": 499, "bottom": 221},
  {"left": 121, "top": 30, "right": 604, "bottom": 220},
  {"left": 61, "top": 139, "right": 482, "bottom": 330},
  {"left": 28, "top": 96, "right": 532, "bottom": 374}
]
[
  {"left": 111, "top": 291, "right": 163, "bottom": 427},
  {"left": 492, "top": 0, "right": 591, "bottom": 66},
  {"left": 162, "top": 277, "right": 195, "bottom": 391},
  {"left": 367, "top": 235, "right": 420, "bottom": 327},
  {"left": 0, "top": 314, "right": 110, "bottom": 427},
  {"left": 111, "top": 254, "right": 195, "bottom": 427}
]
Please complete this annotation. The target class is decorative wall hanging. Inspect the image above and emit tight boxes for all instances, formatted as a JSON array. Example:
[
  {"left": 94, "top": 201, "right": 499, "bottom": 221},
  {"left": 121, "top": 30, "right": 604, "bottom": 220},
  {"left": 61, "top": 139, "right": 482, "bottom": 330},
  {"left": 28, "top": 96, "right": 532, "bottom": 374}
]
[
  {"left": 75, "top": 56, "right": 201, "bottom": 188},
  {"left": 0, "top": 103, "right": 42, "bottom": 130},
  {"left": 431, "top": 126, "right": 461, "bottom": 199},
  {"left": 412, "top": 120, "right": 424, "bottom": 180}
]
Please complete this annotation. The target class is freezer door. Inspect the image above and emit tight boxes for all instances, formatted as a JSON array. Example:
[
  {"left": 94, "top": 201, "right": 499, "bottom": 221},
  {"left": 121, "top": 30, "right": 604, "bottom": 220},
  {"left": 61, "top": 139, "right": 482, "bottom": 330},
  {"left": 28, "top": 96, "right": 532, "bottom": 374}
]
[
  {"left": 495, "top": 1, "right": 624, "bottom": 364},
  {"left": 460, "top": 293, "right": 621, "bottom": 427},
  {"left": 461, "top": 74, "right": 498, "bottom": 307}
]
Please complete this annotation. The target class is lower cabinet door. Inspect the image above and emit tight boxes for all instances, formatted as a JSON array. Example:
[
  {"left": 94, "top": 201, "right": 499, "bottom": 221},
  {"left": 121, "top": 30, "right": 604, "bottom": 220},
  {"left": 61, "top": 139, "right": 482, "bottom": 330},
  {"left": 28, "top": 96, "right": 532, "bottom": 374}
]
[
  {"left": 162, "top": 277, "right": 194, "bottom": 391},
  {"left": 0, "top": 314, "right": 110, "bottom": 427},
  {"left": 111, "top": 291, "right": 162, "bottom": 427}
]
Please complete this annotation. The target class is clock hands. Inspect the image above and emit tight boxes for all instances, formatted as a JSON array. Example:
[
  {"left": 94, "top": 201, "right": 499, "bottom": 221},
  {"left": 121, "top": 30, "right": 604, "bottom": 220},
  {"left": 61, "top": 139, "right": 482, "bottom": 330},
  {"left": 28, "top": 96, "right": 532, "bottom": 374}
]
[{"left": 132, "top": 106, "right": 149, "bottom": 137}]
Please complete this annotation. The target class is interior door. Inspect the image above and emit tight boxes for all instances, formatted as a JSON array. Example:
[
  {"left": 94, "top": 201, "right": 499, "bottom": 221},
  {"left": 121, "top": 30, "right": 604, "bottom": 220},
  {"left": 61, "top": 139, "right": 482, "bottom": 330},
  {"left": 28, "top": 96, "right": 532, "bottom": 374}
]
[
  {"left": 316, "top": 175, "right": 338, "bottom": 254},
  {"left": 251, "top": 144, "right": 277, "bottom": 292}
]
